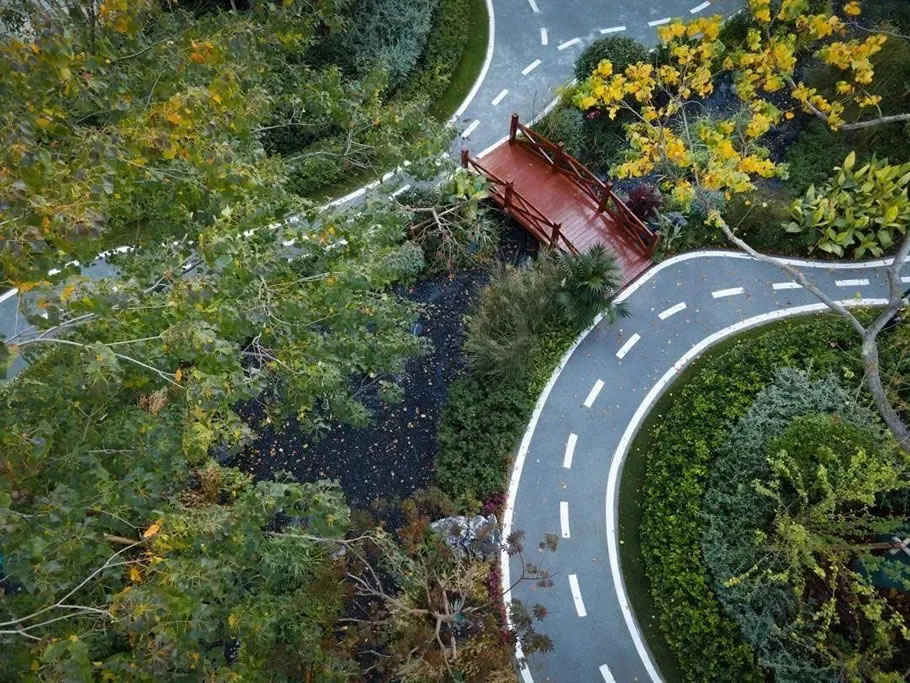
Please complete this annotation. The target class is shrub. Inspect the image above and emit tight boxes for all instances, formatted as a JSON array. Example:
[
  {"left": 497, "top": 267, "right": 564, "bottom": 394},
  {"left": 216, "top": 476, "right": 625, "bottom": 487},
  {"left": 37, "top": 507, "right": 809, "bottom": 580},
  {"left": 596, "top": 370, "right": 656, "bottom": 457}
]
[
  {"left": 399, "top": 0, "right": 471, "bottom": 103},
  {"left": 722, "top": 186, "right": 805, "bottom": 254},
  {"left": 534, "top": 105, "right": 587, "bottom": 159},
  {"left": 787, "top": 152, "right": 910, "bottom": 258},
  {"left": 783, "top": 120, "right": 850, "bottom": 195},
  {"left": 436, "top": 329, "right": 572, "bottom": 502},
  {"left": 703, "top": 371, "right": 908, "bottom": 680},
  {"left": 554, "top": 245, "right": 628, "bottom": 329},
  {"left": 463, "top": 258, "right": 563, "bottom": 380},
  {"left": 625, "top": 183, "right": 663, "bottom": 223},
  {"left": 339, "top": 0, "right": 440, "bottom": 91},
  {"left": 574, "top": 35, "right": 649, "bottom": 82},
  {"left": 641, "top": 316, "right": 866, "bottom": 681}
]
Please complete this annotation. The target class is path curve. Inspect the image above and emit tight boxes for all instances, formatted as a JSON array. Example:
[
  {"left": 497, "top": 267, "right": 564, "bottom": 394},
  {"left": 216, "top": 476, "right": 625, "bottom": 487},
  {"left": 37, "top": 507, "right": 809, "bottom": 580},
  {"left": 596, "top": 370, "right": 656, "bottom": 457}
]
[{"left": 503, "top": 251, "right": 904, "bottom": 682}]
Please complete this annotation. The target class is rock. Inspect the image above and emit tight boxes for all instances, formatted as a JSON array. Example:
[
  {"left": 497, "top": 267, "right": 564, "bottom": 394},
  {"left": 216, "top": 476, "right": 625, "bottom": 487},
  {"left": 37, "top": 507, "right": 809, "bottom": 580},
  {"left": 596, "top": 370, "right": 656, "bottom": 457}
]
[{"left": 430, "top": 514, "right": 501, "bottom": 559}]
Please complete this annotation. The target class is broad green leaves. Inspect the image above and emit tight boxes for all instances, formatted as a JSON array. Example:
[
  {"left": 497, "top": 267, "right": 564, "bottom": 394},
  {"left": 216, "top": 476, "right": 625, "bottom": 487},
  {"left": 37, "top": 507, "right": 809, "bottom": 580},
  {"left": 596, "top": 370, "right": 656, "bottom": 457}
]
[{"left": 787, "top": 154, "right": 910, "bottom": 258}]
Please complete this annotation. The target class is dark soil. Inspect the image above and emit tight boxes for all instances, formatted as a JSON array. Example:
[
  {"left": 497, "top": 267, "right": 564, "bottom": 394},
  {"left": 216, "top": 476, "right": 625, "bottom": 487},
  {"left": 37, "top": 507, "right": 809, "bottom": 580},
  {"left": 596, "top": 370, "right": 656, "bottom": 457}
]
[{"left": 235, "top": 215, "right": 537, "bottom": 509}]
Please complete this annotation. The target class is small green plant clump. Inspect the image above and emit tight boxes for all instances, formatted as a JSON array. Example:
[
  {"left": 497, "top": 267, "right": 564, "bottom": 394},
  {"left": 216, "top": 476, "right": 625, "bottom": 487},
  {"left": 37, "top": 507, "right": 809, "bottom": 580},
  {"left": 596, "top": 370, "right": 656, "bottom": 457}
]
[{"left": 787, "top": 152, "right": 910, "bottom": 258}]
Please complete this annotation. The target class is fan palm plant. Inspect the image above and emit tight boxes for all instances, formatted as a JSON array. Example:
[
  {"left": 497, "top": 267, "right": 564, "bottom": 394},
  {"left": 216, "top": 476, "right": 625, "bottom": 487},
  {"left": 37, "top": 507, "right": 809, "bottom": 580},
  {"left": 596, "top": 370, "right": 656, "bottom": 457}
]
[{"left": 554, "top": 244, "right": 629, "bottom": 329}]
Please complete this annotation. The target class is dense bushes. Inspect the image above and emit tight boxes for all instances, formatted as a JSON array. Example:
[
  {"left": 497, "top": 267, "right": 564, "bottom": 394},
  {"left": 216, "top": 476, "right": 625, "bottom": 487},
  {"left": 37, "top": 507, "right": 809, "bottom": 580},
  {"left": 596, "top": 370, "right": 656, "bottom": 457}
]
[
  {"left": 783, "top": 120, "right": 851, "bottom": 195},
  {"left": 702, "top": 370, "right": 901, "bottom": 681},
  {"left": 574, "top": 36, "right": 650, "bottom": 82},
  {"left": 641, "top": 316, "right": 867, "bottom": 681},
  {"left": 400, "top": 0, "right": 471, "bottom": 104},
  {"left": 339, "top": 0, "right": 439, "bottom": 91}
]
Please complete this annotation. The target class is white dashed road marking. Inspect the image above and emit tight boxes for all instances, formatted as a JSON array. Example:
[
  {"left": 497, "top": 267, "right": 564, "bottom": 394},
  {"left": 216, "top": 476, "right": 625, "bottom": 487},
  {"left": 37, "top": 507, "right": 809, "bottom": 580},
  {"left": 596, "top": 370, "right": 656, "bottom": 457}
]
[
  {"left": 492, "top": 88, "right": 509, "bottom": 106},
  {"left": 583, "top": 379, "right": 604, "bottom": 408},
  {"left": 658, "top": 302, "right": 686, "bottom": 319},
  {"left": 540, "top": 27, "right": 548, "bottom": 45},
  {"left": 616, "top": 333, "right": 641, "bottom": 359},
  {"left": 558, "top": 37, "right": 581, "bottom": 50},
  {"left": 528, "top": 0, "right": 540, "bottom": 13},
  {"left": 836, "top": 278, "right": 870, "bottom": 287},
  {"left": 599, "top": 665, "right": 617, "bottom": 683},
  {"left": 563, "top": 433, "right": 577, "bottom": 469},
  {"left": 712, "top": 287, "right": 745, "bottom": 298},
  {"left": 773, "top": 281, "right": 802, "bottom": 290},
  {"left": 461, "top": 119, "right": 480, "bottom": 139},
  {"left": 568, "top": 574, "right": 587, "bottom": 617},
  {"left": 560, "top": 502, "right": 571, "bottom": 538},
  {"left": 390, "top": 184, "right": 411, "bottom": 198},
  {"left": 0, "top": 288, "right": 18, "bottom": 304},
  {"left": 522, "top": 59, "right": 542, "bottom": 75},
  {"left": 648, "top": 17, "right": 671, "bottom": 26},
  {"left": 690, "top": 0, "right": 711, "bottom": 12},
  {"left": 600, "top": 25, "right": 626, "bottom": 34}
]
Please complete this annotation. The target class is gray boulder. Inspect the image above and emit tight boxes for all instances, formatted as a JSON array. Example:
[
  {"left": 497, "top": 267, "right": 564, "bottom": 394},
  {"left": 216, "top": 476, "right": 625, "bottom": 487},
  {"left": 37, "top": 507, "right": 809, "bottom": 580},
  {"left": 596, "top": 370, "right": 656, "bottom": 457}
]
[{"left": 430, "top": 514, "right": 501, "bottom": 559}]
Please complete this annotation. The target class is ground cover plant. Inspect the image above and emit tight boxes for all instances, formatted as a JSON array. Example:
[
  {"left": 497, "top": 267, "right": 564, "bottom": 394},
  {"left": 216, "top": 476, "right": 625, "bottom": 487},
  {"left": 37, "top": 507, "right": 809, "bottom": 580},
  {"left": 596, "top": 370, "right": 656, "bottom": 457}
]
[{"left": 633, "top": 314, "right": 910, "bottom": 681}]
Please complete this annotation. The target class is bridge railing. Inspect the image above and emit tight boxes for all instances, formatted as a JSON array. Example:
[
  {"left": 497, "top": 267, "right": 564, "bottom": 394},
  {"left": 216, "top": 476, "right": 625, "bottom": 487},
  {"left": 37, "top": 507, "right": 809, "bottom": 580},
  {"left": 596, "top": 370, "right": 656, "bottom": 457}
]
[
  {"left": 461, "top": 151, "right": 579, "bottom": 255},
  {"left": 509, "top": 114, "right": 660, "bottom": 256}
]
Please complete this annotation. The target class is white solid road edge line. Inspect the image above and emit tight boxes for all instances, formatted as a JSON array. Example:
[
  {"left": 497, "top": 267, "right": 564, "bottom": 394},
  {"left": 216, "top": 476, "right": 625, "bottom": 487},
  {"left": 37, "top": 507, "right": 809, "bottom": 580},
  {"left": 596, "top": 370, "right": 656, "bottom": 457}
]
[
  {"left": 560, "top": 501, "right": 571, "bottom": 538},
  {"left": 522, "top": 59, "right": 542, "bottom": 75},
  {"left": 616, "top": 333, "right": 641, "bottom": 359},
  {"left": 563, "top": 433, "right": 578, "bottom": 469},
  {"left": 604, "top": 297, "right": 889, "bottom": 683},
  {"left": 600, "top": 25, "right": 626, "bottom": 34},
  {"left": 558, "top": 37, "right": 582, "bottom": 50},
  {"left": 836, "top": 278, "right": 870, "bottom": 287},
  {"left": 690, "top": 0, "right": 711, "bottom": 12},
  {"left": 568, "top": 574, "right": 587, "bottom": 617},
  {"left": 500, "top": 250, "right": 900, "bottom": 683},
  {"left": 712, "top": 286, "right": 744, "bottom": 298},
  {"left": 600, "top": 664, "right": 617, "bottom": 683},
  {"left": 583, "top": 379, "right": 604, "bottom": 408},
  {"left": 658, "top": 302, "right": 686, "bottom": 319},
  {"left": 648, "top": 17, "right": 671, "bottom": 26}
]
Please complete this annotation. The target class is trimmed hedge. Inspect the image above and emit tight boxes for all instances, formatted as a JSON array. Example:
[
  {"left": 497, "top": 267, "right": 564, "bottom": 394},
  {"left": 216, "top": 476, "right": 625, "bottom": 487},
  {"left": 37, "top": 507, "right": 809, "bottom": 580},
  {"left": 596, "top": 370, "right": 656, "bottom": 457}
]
[
  {"left": 641, "top": 316, "right": 864, "bottom": 681},
  {"left": 400, "top": 0, "right": 472, "bottom": 104},
  {"left": 436, "top": 329, "right": 572, "bottom": 503}
]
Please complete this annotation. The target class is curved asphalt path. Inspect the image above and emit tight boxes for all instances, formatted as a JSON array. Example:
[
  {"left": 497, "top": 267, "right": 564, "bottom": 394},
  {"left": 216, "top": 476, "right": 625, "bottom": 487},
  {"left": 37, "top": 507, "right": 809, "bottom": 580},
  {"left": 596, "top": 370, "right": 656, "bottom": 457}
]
[{"left": 503, "top": 252, "right": 905, "bottom": 682}]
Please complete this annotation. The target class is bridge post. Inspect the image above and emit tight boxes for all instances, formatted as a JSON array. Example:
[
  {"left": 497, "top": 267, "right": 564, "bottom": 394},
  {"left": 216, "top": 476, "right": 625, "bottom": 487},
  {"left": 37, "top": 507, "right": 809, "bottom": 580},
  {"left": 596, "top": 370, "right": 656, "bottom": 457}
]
[
  {"left": 509, "top": 113, "right": 519, "bottom": 144},
  {"left": 460, "top": 148, "right": 470, "bottom": 168},
  {"left": 504, "top": 181, "right": 514, "bottom": 209},
  {"left": 552, "top": 142, "right": 564, "bottom": 173},
  {"left": 597, "top": 181, "right": 613, "bottom": 213},
  {"left": 550, "top": 222, "right": 563, "bottom": 249}
]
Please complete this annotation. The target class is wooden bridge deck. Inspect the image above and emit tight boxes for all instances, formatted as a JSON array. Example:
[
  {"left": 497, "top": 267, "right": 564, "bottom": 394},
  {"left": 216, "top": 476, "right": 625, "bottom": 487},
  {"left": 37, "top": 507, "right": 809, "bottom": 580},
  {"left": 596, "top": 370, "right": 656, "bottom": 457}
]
[{"left": 479, "top": 142, "right": 652, "bottom": 283}]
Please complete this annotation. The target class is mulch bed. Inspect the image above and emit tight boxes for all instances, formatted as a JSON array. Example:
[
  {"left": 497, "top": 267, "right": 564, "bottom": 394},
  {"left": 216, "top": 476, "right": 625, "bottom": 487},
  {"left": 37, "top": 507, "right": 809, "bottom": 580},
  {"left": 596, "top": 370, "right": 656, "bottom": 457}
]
[{"left": 235, "top": 215, "right": 537, "bottom": 509}]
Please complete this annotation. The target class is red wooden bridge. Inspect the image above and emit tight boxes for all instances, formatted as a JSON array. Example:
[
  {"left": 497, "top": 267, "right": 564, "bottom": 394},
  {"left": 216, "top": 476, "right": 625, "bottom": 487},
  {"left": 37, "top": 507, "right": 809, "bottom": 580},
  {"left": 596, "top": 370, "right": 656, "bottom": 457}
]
[{"left": 462, "top": 114, "right": 660, "bottom": 283}]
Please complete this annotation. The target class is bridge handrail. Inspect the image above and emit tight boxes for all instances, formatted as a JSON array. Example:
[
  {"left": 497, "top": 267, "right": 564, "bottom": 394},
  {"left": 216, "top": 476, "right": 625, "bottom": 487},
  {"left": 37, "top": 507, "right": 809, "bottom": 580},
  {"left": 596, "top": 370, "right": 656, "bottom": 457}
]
[
  {"left": 462, "top": 154, "right": 579, "bottom": 255},
  {"left": 511, "top": 115, "right": 658, "bottom": 255}
]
